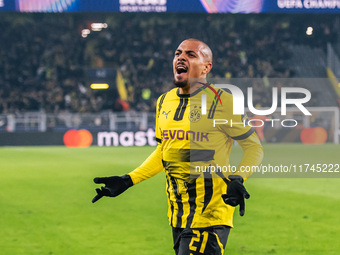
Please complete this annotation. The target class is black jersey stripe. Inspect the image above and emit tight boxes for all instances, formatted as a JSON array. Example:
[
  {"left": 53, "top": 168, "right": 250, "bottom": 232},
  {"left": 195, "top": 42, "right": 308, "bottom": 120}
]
[
  {"left": 157, "top": 93, "right": 167, "bottom": 118},
  {"left": 202, "top": 170, "right": 213, "bottom": 213},
  {"left": 170, "top": 176, "right": 183, "bottom": 228},
  {"left": 190, "top": 149, "right": 215, "bottom": 162},
  {"left": 207, "top": 97, "right": 217, "bottom": 119},
  {"left": 162, "top": 149, "right": 215, "bottom": 163},
  {"left": 166, "top": 177, "right": 174, "bottom": 226},
  {"left": 231, "top": 127, "right": 255, "bottom": 140},
  {"left": 174, "top": 98, "right": 184, "bottom": 120},
  {"left": 208, "top": 89, "right": 223, "bottom": 119},
  {"left": 186, "top": 180, "right": 197, "bottom": 228},
  {"left": 174, "top": 98, "right": 188, "bottom": 121},
  {"left": 208, "top": 89, "right": 222, "bottom": 119}
]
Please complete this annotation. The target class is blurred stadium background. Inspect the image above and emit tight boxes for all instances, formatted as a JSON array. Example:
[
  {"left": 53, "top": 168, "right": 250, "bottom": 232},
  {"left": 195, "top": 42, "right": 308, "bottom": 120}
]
[
  {"left": 1, "top": 2, "right": 340, "bottom": 145},
  {"left": 1, "top": 1, "right": 340, "bottom": 254}
]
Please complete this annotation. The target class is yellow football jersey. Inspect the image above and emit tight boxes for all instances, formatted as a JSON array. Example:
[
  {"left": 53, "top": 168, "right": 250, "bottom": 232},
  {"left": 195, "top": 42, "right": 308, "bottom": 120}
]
[
  {"left": 129, "top": 84, "right": 263, "bottom": 229},
  {"left": 155, "top": 85, "right": 261, "bottom": 228}
]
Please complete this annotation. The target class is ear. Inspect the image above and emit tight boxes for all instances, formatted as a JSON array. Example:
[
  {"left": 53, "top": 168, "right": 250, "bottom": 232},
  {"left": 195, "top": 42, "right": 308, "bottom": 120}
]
[{"left": 202, "top": 62, "right": 212, "bottom": 75}]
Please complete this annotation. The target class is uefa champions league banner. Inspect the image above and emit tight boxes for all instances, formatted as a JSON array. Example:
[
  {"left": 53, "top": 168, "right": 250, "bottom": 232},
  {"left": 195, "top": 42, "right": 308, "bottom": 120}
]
[{"left": 1, "top": 0, "right": 340, "bottom": 13}]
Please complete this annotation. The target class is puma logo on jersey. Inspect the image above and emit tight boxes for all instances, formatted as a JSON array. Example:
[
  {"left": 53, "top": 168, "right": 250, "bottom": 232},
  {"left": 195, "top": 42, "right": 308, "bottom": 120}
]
[{"left": 162, "top": 110, "right": 171, "bottom": 119}]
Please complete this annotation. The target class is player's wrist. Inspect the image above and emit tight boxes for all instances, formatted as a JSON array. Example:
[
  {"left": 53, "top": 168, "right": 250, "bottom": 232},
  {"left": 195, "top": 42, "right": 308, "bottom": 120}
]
[
  {"left": 228, "top": 174, "right": 244, "bottom": 183},
  {"left": 121, "top": 174, "right": 134, "bottom": 188}
]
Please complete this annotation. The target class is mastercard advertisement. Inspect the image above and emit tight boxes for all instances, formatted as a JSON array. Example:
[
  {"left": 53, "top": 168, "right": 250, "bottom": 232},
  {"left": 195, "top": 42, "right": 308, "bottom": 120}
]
[
  {"left": 61, "top": 125, "right": 330, "bottom": 148},
  {"left": 63, "top": 129, "right": 93, "bottom": 148},
  {"left": 62, "top": 128, "right": 157, "bottom": 147}
]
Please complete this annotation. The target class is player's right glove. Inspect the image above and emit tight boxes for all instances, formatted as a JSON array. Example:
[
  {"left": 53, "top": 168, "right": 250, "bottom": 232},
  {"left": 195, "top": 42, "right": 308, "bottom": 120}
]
[
  {"left": 222, "top": 175, "right": 250, "bottom": 216},
  {"left": 92, "top": 175, "right": 133, "bottom": 203}
]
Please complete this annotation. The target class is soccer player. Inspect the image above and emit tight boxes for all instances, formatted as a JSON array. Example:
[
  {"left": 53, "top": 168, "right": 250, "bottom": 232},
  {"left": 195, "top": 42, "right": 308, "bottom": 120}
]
[{"left": 92, "top": 39, "right": 264, "bottom": 255}]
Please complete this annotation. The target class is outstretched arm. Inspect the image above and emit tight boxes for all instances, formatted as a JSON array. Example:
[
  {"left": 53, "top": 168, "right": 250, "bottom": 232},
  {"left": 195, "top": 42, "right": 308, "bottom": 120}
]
[
  {"left": 92, "top": 93, "right": 166, "bottom": 203},
  {"left": 128, "top": 144, "right": 163, "bottom": 184}
]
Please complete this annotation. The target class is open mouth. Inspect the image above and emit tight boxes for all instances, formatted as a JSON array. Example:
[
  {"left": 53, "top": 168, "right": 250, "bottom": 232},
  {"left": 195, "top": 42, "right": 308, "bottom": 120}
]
[{"left": 176, "top": 65, "right": 188, "bottom": 74}]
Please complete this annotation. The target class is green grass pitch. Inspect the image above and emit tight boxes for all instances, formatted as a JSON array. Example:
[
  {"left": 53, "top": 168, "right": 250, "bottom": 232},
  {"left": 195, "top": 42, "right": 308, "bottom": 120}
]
[{"left": 0, "top": 144, "right": 339, "bottom": 254}]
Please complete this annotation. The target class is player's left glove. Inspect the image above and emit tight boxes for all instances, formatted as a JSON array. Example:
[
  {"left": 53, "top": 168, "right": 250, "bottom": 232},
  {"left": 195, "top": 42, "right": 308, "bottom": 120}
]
[
  {"left": 222, "top": 175, "right": 250, "bottom": 216},
  {"left": 92, "top": 175, "right": 133, "bottom": 203}
]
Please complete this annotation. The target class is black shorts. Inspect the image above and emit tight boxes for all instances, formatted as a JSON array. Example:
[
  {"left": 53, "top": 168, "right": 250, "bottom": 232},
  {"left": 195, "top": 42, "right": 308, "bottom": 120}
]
[{"left": 172, "top": 225, "right": 231, "bottom": 255}]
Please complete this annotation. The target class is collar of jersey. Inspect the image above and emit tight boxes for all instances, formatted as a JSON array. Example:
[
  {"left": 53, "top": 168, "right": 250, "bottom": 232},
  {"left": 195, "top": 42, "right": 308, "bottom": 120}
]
[{"left": 176, "top": 85, "right": 206, "bottom": 98}]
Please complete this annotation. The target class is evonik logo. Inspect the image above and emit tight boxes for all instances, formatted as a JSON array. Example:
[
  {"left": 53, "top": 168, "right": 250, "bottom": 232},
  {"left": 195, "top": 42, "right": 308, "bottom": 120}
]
[
  {"left": 201, "top": 84, "right": 311, "bottom": 116},
  {"left": 162, "top": 129, "right": 209, "bottom": 142}
]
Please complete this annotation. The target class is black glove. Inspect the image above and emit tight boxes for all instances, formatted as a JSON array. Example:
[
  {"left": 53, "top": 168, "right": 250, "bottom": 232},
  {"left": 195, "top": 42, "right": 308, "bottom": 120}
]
[
  {"left": 92, "top": 175, "right": 133, "bottom": 203},
  {"left": 222, "top": 175, "right": 250, "bottom": 216}
]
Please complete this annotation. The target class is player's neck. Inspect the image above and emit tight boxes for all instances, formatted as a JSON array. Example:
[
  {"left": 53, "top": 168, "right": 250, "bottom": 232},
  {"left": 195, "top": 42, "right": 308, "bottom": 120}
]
[{"left": 178, "top": 80, "right": 207, "bottom": 95}]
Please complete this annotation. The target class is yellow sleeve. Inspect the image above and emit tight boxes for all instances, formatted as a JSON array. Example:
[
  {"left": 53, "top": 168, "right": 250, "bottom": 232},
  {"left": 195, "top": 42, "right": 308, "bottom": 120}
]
[
  {"left": 155, "top": 93, "right": 166, "bottom": 143},
  {"left": 128, "top": 94, "right": 166, "bottom": 185},
  {"left": 233, "top": 132, "right": 264, "bottom": 181},
  {"left": 128, "top": 144, "right": 163, "bottom": 185}
]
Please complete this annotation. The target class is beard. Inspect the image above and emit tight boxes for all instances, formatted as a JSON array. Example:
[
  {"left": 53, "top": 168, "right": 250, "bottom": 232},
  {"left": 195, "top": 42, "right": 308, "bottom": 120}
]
[{"left": 173, "top": 79, "right": 188, "bottom": 88}]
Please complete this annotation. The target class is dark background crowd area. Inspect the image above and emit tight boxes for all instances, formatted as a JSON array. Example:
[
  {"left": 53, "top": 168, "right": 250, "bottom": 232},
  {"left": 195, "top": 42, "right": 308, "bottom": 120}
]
[{"left": 0, "top": 13, "right": 338, "bottom": 114}]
